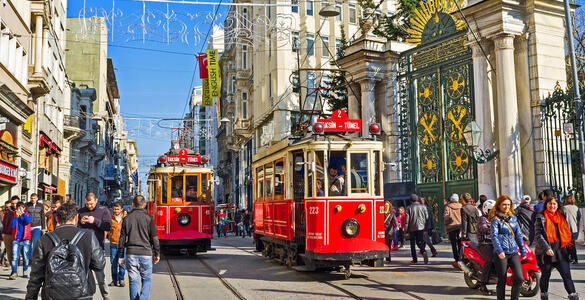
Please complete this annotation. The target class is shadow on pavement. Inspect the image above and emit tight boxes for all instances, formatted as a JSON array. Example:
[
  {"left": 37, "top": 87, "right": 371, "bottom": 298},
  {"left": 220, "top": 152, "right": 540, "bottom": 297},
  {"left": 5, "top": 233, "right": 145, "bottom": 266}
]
[{"left": 0, "top": 286, "right": 26, "bottom": 299}]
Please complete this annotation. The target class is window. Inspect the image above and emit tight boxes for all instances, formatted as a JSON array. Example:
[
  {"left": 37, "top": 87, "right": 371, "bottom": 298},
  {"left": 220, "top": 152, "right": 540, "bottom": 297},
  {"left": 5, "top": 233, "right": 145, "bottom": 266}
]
[
  {"left": 274, "top": 160, "right": 285, "bottom": 197},
  {"left": 335, "top": 2, "right": 342, "bottom": 21},
  {"left": 350, "top": 153, "right": 368, "bottom": 193},
  {"left": 257, "top": 167, "right": 264, "bottom": 199},
  {"left": 335, "top": 38, "right": 342, "bottom": 57},
  {"left": 349, "top": 4, "right": 357, "bottom": 23},
  {"left": 171, "top": 175, "right": 184, "bottom": 203},
  {"left": 306, "top": 72, "right": 316, "bottom": 109},
  {"left": 242, "top": 7, "right": 248, "bottom": 27},
  {"left": 185, "top": 175, "right": 199, "bottom": 202},
  {"left": 374, "top": 151, "right": 381, "bottom": 196},
  {"left": 265, "top": 164, "right": 273, "bottom": 199},
  {"left": 292, "top": 31, "right": 300, "bottom": 52},
  {"left": 307, "top": 1, "right": 314, "bottom": 15},
  {"left": 160, "top": 174, "right": 168, "bottom": 204},
  {"left": 315, "top": 151, "right": 325, "bottom": 197},
  {"left": 321, "top": 36, "right": 329, "bottom": 58},
  {"left": 268, "top": 73, "right": 273, "bottom": 104},
  {"left": 306, "top": 33, "right": 314, "bottom": 56},
  {"left": 242, "top": 45, "right": 248, "bottom": 69},
  {"left": 292, "top": 0, "right": 299, "bottom": 13},
  {"left": 242, "top": 92, "right": 248, "bottom": 119},
  {"left": 328, "top": 151, "right": 347, "bottom": 196},
  {"left": 231, "top": 75, "right": 236, "bottom": 94}
]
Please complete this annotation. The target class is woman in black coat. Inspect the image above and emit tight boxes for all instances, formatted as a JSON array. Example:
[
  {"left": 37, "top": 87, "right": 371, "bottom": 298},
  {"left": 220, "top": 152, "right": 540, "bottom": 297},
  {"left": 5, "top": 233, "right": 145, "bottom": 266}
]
[{"left": 384, "top": 201, "right": 398, "bottom": 263}]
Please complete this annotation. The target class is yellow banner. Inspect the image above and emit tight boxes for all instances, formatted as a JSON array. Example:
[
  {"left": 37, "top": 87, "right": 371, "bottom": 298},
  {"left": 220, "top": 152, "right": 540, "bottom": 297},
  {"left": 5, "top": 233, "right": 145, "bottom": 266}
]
[
  {"left": 206, "top": 49, "right": 221, "bottom": 101},
  {"left": 202, "top": 78, "right": 212, "bottom": 106}
]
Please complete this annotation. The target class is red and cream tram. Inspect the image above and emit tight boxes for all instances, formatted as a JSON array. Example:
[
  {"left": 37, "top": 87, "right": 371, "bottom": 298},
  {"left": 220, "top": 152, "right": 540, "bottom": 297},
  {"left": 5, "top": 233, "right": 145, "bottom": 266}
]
[
  {"left": 147, "top": 149, "right": 214, "bottom": 254},
  {"left": 253, "top": 111, "right": 388, "bottom": 277}
]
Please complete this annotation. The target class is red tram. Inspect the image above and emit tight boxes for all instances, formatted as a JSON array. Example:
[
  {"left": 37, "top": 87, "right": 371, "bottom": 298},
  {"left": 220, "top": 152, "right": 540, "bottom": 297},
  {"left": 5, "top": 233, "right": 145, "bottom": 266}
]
[
  {"left": 147, "top": 149, "right": 214, "bottom": 254},
  {"left": 253, "top": 113, "right": 388, "bottom": 277}
]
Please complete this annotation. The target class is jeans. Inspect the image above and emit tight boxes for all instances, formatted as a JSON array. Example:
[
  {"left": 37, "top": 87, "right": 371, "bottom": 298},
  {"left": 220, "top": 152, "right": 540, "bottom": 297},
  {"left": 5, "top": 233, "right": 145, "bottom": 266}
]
[
  {"left": 423, "top": 229, "right": 437, "bottom": 253},
  {"left": 94, "top": 268, "right": 110, "bottom": 297},
  {"left": 243, "top": 224, "right": 251, "bottom": 237},
  {"left": 409, "top": 230, "right": 426, "bottom": 262},
  {"left": 11, "top": 240, "right": 31, "bottom": 275},
  {"left": 29, "top": 228, "right": 42, "bottom": 260},
  {"left": 110, "top": 244, "right": 126, "bottom": 282},
  {"left": 217, "top": 224, "right": 226, "bottom": 237},
  {"left": 537, "top": 254, "right": 576, "bottom": 295},
  {"left": 235, "top": 222, "right": 241, "bottom": 236},
  {"left": 494, "top": 253, "right": 523, "bottom": 300},
  {"left": 448, "top": 229, "right": 462, "bottom": 261},
  {"left": 127, "top": 254, "right": 153, "bottom": 300},
  {"left": 479, "top": 243, "right": 494, "bottom": 284}
]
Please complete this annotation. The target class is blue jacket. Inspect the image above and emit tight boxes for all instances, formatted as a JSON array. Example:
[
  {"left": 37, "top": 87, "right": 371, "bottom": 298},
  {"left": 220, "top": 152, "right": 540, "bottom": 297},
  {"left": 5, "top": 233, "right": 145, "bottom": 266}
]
[
  {"left": 491, "top": 214, "right": 526, "bottom": 257},
  {"left": 10, "top": 211, "right": 32, "bottom": 242}
]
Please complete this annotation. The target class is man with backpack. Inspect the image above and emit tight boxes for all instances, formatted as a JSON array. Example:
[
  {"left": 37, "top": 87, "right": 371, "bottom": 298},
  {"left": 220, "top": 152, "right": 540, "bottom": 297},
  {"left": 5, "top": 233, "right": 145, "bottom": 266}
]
[
  {"left": 460, "top": 193, "right": 480, "bottom": 243},
  {"left": 26, "top": 201, "right": 106, "bottom": 300}
]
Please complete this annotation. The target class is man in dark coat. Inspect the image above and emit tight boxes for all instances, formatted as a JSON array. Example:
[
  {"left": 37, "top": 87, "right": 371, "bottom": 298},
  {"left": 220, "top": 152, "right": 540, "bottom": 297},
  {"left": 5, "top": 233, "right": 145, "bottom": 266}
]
[
  {"left": 516, "top": 195, "right": 534, "bottom": 240},
  {"left": 26, "top": 202, "right": 106, "bottom": 300}
]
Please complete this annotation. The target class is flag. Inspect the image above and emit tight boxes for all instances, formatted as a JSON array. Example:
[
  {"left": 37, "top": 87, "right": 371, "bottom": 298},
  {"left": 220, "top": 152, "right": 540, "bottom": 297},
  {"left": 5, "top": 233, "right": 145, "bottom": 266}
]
[
  {"left": 202, "top": 78, "right": 212, "bottom": 106},
  {"left": 197, "top": 54, "right": 208, "bottom": 79},
  {"left": 131, "top": 170, "right": 139, "bottom": 185},
  {"left": 206, "top": 49, "right": 221, "bottom": 101}
]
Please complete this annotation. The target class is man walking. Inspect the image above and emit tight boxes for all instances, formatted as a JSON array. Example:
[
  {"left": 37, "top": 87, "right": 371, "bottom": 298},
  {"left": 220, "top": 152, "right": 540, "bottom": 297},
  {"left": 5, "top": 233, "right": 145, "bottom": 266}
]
[
  {"left": 78, "top": 192, "right": 111, "bottom": 300},
  {"left": 109, "top": 202, "right": 126, "bottom": 287},
  {"left": 405, "top": 194, "right": 429, "bottom": 264},
  {"left": 1, "top": 196, "right": 18, "bottom": 268},
  {"left": 420, "top": 198, "right": 438, "bottom": 257},
  {"left": 460, "top": 193, "right": 480, "bottom": 243},
  {"left": 25, "top": 193, "right": 45, "bottom": 261},
  {"left": 234, "top": 208, "right": 242, "bottom": 237},
  {"left": 515, "top": 195, "right": 533, "bottom": 240},
  {"left": 119, "top": 195, "right": 160, "bottom": 300},
  {"left": 26, "top": 202, "right": 106, "bottom": 300},
  {"left": 444, "top": 194, "right": 463, "bottom": 269}
]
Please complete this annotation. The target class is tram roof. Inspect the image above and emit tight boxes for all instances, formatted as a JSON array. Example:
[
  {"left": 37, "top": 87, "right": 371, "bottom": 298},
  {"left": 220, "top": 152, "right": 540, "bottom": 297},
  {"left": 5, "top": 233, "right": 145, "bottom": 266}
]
[
  {"left": 253, "top": 137, "right": 383, "bottom": 163},
  {"left": 148, "top": 165, "right": 214, "bottom": 176}
]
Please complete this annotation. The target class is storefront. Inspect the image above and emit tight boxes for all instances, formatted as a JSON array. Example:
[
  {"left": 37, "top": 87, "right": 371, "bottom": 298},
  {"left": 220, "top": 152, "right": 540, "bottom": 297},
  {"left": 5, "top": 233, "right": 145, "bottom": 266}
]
[{"left": 0, "top": 116, "right": 20, "bottom": 203}]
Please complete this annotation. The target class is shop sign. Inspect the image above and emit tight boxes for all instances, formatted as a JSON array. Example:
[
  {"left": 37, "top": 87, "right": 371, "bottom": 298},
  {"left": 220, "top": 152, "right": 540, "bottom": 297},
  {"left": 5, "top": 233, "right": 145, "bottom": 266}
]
[
  {"left": 0, "top": 115, "right": 18, "bottom": 149},
  {"left": 316, "top": 109, "right": 362, "bottom": 132},
  {"left": 43, "top": 185, "right": 56, "bottom": 193},
  {"left": 0, "top": 160, "right": 18, "bottom": 184}
]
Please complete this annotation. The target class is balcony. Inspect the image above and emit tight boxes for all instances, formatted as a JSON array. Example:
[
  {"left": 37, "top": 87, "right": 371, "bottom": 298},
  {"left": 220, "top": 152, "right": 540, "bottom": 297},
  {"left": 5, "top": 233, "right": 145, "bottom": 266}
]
[
  {"left": 38, "top": 168, "right": 52, "bottom": 185},
  {"left": 63, "top": 115, "right": 86, "bottom": 140},
  {"left": 27, "top": 67, "right": 50, "bottom": 96}
]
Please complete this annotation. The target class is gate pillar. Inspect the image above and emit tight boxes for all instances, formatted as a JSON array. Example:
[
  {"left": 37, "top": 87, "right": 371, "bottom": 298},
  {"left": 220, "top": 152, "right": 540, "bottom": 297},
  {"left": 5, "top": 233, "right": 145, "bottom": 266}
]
[
  {"left": 493, "top": 34, "right": 523, "bottom": 200},
  {"left": 470, "top": 40, "right": 497, "bottom": 199},
  {"left": 360, "top": 80, "right": 378, "bottom": 137}
]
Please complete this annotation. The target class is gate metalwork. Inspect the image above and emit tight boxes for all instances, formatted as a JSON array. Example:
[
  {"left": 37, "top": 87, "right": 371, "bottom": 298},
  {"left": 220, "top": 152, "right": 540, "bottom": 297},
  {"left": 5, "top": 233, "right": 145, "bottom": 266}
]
[
  {"left": 398, "top": 0, "right": 476, "bottom": 231},
  {"left": 542, "top": 84, "right": 583, "bottom": 203}
]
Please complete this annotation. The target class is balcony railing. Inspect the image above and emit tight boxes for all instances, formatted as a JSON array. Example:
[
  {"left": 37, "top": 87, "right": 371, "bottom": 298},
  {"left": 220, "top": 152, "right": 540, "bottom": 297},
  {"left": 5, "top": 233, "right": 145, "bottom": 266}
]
[{"left": 64, "top": 115, "right": 80, "bottom": 128}]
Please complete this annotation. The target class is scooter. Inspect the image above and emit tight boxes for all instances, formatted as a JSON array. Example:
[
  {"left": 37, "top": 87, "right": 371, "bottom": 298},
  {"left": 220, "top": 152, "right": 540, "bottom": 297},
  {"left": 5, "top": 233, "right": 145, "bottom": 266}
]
[{"left": 460, "top": 240, "right": 541, "bottom": 297}]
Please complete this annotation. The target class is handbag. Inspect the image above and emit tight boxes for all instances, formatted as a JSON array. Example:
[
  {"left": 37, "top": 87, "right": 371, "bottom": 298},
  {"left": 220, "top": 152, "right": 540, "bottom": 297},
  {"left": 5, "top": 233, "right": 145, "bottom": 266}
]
[{"left": 431, "top": 231, "right": 443, "bottom": 244}]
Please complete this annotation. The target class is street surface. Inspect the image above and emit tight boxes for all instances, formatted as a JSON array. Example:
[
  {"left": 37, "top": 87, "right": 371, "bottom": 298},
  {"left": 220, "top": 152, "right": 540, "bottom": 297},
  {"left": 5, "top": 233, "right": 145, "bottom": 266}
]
[{"left": 0, "top": 237, "right": 583, "bottom": 299}]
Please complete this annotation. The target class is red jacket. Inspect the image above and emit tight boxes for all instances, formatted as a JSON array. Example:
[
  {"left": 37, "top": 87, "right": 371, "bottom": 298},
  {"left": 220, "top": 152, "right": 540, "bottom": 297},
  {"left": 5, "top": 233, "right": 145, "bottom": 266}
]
[{"left": 11, "top": 211, "right": 32, "bottom": 241}]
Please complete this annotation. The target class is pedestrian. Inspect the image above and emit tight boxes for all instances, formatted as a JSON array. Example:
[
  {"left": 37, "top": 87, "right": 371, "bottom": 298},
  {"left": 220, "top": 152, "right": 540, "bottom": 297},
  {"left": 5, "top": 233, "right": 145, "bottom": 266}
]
[
  {"left": 25, "top": 201, "right": 106, "bottom": 300},
  {"left": 234, "top": 208, "right": 242, "bottom": 237},
  {"left": 42, "top": 200, "right": 51, "bottom": 232},
  {"left": 9, "top": 202, "right": 32, "bottom": 279},
  {"left": 534, "top": 196, "right": 579, "bottom": 300},
  {"left": 396, "top": 207, "right": 406, "bottom": 248},
  {"left": 477, "top": 199, "right": 496, "bottom": 296},
  {"left": 78, "top": 192, "right": 111, "bottom": 300},
  {"left": 489, "top": 195, "right": 526, "bottom": 300},
  {"left": 516, "top": 195, "right": 534, "bottom": 240},
  {"left": 46, "top": 196, "right": 65, "bottom": 232},
  {"left": 444, "top": 193, "right": 463, "bottom": 269},
  {"left": 242, "top": 209, "right": 251, "bottom": 238},
  {"left": 531, "top": 190, "right": 554, "bottom": 245},
  {"left": 118, "top": 195, "right": 160, "bottom": 300},
  {"left": 477, "top": 195, "right": 488, "bottom": 215},
  {"left": 562, "top": 194, "right": 581, "bottom": 264},
  {"left": 2, "top": 196, "right": 19, "bottom": 268},
  {"left": 461, "top": 193, "right": 480, "bottom": 243},
  {"left": 25, "top": 193, "right": 45, "bottom": 261},
  {"left": 217, "top": 209, "right": 227, "bottom": 238},
  {"left": 419, "top": 198, "right": 438, "bottom": 257},
  {"left": 405, "top": 194, "right": 429, "bottom": 264},
  {"left": 384, "top": 201, "right": 397, "bottom": 262},
  {"left": 109, "top": 202, "right": 126, "bottom": 287}
]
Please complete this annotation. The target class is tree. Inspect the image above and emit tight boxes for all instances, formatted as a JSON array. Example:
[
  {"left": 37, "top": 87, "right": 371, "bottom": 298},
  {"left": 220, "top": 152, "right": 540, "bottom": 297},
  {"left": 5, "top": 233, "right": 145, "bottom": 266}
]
[{"left": 320, "top": 25, "right": 349, "bottom": 113}]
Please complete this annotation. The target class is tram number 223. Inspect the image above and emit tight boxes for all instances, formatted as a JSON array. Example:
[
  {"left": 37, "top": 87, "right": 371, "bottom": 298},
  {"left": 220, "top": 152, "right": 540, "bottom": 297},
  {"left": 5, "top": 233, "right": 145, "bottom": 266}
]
[{"left": 309, "top": 206, "right": 319, "bottom": 215}]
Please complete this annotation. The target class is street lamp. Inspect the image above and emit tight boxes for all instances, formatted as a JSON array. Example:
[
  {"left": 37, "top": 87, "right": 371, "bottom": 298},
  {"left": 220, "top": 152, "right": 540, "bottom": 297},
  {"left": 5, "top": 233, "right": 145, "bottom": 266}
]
[
  {"left": 319, "top": 5, "right": 340, "bottom": 17},
  {"left": 463, "top": 121, "right": 499, "bottom": 163}
]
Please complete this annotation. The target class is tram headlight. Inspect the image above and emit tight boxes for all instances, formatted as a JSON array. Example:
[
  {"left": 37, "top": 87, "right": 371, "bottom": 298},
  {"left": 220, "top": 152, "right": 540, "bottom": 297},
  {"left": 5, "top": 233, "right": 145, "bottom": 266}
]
[
  {"left": 177, "top": 213, "right": 191, "bottom": 226},
  {"left": 341, "top": 218, "right": 360, "bottom": 238}
]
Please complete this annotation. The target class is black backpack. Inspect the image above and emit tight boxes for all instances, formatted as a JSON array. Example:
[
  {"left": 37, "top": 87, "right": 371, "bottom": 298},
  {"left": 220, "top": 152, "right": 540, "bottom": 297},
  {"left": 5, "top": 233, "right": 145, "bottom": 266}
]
[{"left": 45, "top": 229, "right": 89, "bottom": 299}]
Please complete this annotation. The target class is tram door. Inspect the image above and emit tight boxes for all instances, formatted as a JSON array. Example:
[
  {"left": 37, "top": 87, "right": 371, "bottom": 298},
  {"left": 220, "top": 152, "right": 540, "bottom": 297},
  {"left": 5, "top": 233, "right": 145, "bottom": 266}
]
[{"left": 292, "top": 151, "right": 305, "bottom": 245}]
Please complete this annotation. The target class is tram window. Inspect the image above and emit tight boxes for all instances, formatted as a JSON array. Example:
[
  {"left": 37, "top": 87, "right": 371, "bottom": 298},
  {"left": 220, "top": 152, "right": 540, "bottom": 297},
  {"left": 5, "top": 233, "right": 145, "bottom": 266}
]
[
  {"left": 265, "top": 164, "right": 274, "bottom": 199},
  {"left": 293, "top": 151, "right": 305, "bottom": 202},
  {"left": 161, "top": 174, "right": 168, "bottom": 204},
  {"left": 171, "top": 176, "right": 184, "bottom": 203},
  {"left": 274, "top": 160, "right": 285, "bottom": 197},
  {"left": 201, "top": 173, "right": 208, "bottom": 202},
  {"left": 328, "top": 151, "right": 347, "bottom": 196},
  {"left": 350, "top": 153, "right": 368, "bottom": 194},
  {"left": 374, "top": 151, "right": 381, "bottom": 196},
  {"left": 315, "top": 151, "right": 325, "bottom": 197},
  {"left": 185, "top": 175, "right": 199, "bottom": 202},
  {"left": 257, "top": 167, "right": 264, "bottom": 200}
]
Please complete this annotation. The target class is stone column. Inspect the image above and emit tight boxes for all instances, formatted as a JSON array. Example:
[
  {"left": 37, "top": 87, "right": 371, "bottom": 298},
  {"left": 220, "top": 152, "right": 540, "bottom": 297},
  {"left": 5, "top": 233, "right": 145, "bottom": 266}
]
[
  {"left": 493, "top": 34, "right": 523, "bottom": 200},
  {"left": 514, "top": 35, "right": 536, "bottom": 198},
  {"left": 360, "top": 80, "right": 377, "bottom": 137},
  {"left": 348, "top": 83, "right": 360, "bottom": 120},
  {"left": 34, "top": 15, "right": 43, "bottom": 74},
  {"left": 470, "top": 40, "right": 497, "bottom": 199}
]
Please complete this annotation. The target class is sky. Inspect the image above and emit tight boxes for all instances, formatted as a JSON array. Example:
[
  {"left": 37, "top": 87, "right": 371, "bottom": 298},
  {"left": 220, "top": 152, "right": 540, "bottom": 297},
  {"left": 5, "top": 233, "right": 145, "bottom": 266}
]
[{"left": 66, "top": 0, "right": 228, "bottom": 193}]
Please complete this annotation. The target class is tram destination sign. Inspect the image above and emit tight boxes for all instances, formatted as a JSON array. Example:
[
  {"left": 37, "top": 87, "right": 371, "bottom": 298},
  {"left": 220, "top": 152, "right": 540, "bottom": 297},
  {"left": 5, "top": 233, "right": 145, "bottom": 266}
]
[
  {"left": 162, "top": 149, "right": 202, "bottom": 164},
  {"left": 317, "top": 110, "right": 361, "bottom": 132}
]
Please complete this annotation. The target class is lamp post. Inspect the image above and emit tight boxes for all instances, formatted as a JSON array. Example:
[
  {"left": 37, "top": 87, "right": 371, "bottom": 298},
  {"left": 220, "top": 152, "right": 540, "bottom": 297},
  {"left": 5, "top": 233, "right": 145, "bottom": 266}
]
[{"left": 463, "top": 121, "right": 499, "bottom": 163}]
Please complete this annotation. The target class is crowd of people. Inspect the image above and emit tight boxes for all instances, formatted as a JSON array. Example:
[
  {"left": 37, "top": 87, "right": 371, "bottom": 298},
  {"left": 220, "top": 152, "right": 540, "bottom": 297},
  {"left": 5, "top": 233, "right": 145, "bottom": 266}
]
[
  {"left": 215, "top": 207, "right": 252, "bottom": 238},
  {"left": 0, "top": 193, "right": 160, "bottom": 300},
  {"left": 384, "top": 190, "right": 582, "bottom": 300}
]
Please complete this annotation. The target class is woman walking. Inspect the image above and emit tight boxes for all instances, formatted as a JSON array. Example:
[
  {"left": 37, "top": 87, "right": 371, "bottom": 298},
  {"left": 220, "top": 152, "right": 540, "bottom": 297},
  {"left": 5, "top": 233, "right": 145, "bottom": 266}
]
[
  {"left": 444, "top": 194, "right": 463, "bottom": 269},
  {"left": 563, "top": 195, "right": 581, "bottom": 264},
  {"left": 477, "top": 199, "right": 495, "bottom": 296},
  {"left": 490, "top": 195, "right": 526, "bottom": 300},
  {"left": 396, "top": 207, "right": 406, "bottom": 248},
  {"left": 534, "top": 196, "right": 579, "bottom": 300},
  {"left": 384, "top": 201, "right": 397, "bottom": 262}
]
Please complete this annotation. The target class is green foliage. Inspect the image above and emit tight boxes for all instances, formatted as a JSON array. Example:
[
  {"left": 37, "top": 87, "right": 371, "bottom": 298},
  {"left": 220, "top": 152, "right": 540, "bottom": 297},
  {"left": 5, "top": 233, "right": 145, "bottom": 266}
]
[
  {"left": 321, "top": 71, "right": 348, "bottom": 112},
  {"left": 336, "top": 25, "right": 348, "bottom": 60},
  {"left": 359, "top": 0, "right": 422, "bottom": 41}
]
